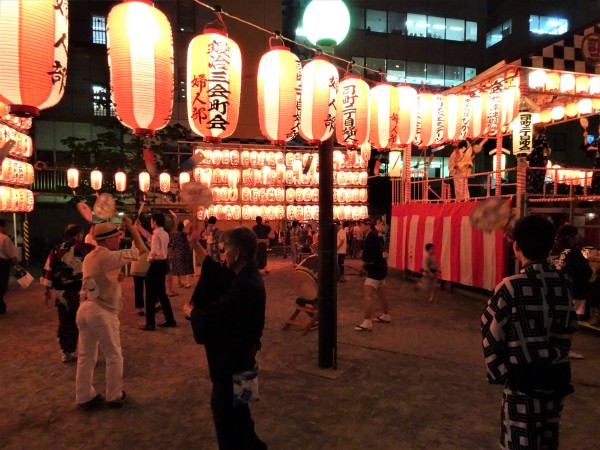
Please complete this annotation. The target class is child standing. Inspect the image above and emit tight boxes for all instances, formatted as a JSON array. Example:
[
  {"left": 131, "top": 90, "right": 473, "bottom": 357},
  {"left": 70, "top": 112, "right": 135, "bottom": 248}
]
[{"left": 422, "top": 243, "right": 439, "bottom": 302}]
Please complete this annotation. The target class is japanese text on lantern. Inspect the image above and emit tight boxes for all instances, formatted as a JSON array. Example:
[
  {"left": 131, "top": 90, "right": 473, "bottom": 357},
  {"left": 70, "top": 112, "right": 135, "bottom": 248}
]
[
  {"left": 325, "top": 76, "right": 338, "bottom": 132},
  {"left": 434, "top": 96, "right": 445, "bottom": 144},
  {"left": 191, "top": 39, "right": 232, "bottom": 130},
  {"left": 459, "top": 97, "right": 471, "bottom": 139},
  {"left": 48, "top": 0, "right": 69, "bottom": 95},
  {"left": 341, "top": 83, "right": 358, "bottom": 145},
  {"left": 583, "top": 33, "right": 600, "bottom": 67},
  {"left": 515, "top": 112, "right": 532, "bottom": 155},
  {"left": 288, "top": 59, "right": 302, "bottom": 140},
  {"left": 487, "top": 79, "right": 503, "bottom": 134}
]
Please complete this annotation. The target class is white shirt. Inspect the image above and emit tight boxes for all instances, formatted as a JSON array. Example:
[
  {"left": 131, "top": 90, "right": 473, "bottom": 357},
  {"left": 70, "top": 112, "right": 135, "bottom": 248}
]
[
  {"left": 337, "top": 228, "right": 347, "bottom": 255},
  {"left": 148, "top": 226, "right": 169, "bottom": 261},
  {"left": 0, "top": 232, "right": 17, "bottom": 260},
  {"left": 81, "top": 246, "right": 139, "bottom": 313}
]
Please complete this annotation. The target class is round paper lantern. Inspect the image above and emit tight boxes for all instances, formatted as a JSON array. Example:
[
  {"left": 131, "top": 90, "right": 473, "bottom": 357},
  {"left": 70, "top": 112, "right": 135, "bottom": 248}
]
[
  {"left": 559, "top": 73, "right": 575, "bottom": 93},
  {"left": 565, "top": 102, "right": 578, "bottom": 118},
  {"left": 550, "top": 105, "right": 564, "bottom": 121},
  {"left": 90, "top": 170, "right": 103, "bottom": 191},
  {"left": 396, "top": 86, "right": 418, "bottom": 145},
  {"left": 540, "top": 108, "right": 552, "bottom": 123},
  {"left": 528, "top": 69, "right": 546, "bottom": 89},
  {"left": 257, "top": 45, "right": 301, "bottom": 145},
  {"left": 444, "top": 94, "right": 459, "bottom": 141},
  {"left": 544, "top": 73, "right": 559, "bottom": 91},
  {"left": 500, "top": 86, "right": 520, "bottom": 127},
  {"left": 187, "top": 29, "right": 241, "bottom": 142},
  {"left": 114, "top": 170, "right": 127, "bottom": 192},
  {"left": 369, "top": 83, "right": 399, "bottom": 150},
  {"left": 139, "top": 171, "right": 150, "bottom": 192},
  {"left": 336, "top": 75, "right": 370, "bottom": 148},
  {"left": 0, "top": 0, "right": 69, "bottom": 117},
  {"left": 593, "top": 98, "right": 600, "bottom": 110},
  {"left": 67, "top": 168, "right": 79, "bottom": 189},
  {"left": 179, "top": 171, "right": 190, "bottom": 188},
  {"left": 468, "top": 93, "right": 488, "bottom": 139},
  {"left": 107, "top": 0, "right": 173, "bottom": 135},
  {"left": 590, "top": 77, "right": 600, "bottom": 95},
  {"left": 159, "top": 172, "right": 170, "bottom": 193},
  {"left": 577, "top": 98, "right": 592, "bottom": 115},
  {"left": 576, "top": 75, "right": 590, "bottom": 93},
  {"left": 414, "top": 92, "right": 443, "bottom": 147},
  {"left": 360, "top": 142, "right": 371, "bottom": 163},
  {"left": 299, "top": 57, "right": 339, "bottom": 144}
]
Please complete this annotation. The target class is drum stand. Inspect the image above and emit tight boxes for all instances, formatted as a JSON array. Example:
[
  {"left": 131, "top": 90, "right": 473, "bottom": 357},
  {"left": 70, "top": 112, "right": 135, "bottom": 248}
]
[{"left": 283, "top": 298, "right": 319, "bottom": 335}]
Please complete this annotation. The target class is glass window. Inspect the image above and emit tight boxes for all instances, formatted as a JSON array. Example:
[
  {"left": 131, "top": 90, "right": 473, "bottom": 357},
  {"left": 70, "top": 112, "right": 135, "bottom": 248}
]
[
  {"left": 352, "top": 57, "right": 365, "bottom": 76},
  {"left": 465, "top": 67, "right": 476, "bottom": 81},
  {"left": 446, "top": 18, "right": 465, "bottom": 41},
  {"left": 350, "top": 6, "right": 365, "bottom": 30},
  {"left": 466, "top": 21, "right": 477, "bottom": 42},
  {"left": 388, "top": 11, "right": 407, "bottom": 35},
  {"left": 486, "top": 25, "right": 502, "bottom": 47},
  {"left": 406, "top": 61, "right": 426, "bottom": 84},
  {"left": 178, "top": 0, "right": 195, "bottom": 33},
  {"left": 503, "top": 19, "right": 512, "bottom": 37},
  {"left": 427, "top": 16, "right": 445, "bottom": 40},
  {"left": 365, "top": 57, "right": 386, "bottom": 75},
  {"left": 426, "top": 63, "right": 444, "bottom": 86},
  {"left": 366, "top": 9, "right": 387, "bottom": 33},
  {"left": 530, "top": 15, "right": 568, "bottom": 35},
  {"left": 387, "top": 60, "right": 406, "bottom": 83},
  {"left": 444, "top": 65, "right": 464, "bottom": 87},
  {"left": 92, "top": 85, "right": 115, "bottom": 117},
  {"left": 92, "top": 16, "right": 106, "bottom": 45},
  {"left": 406, "top": 13, "right": 427, "bottom": 38}
]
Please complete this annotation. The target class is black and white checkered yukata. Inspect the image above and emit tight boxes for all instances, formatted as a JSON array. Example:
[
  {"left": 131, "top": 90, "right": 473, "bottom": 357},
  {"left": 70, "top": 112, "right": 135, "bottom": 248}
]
[{"left": 481, "top": 260, "right": 578, "bottom": 450}]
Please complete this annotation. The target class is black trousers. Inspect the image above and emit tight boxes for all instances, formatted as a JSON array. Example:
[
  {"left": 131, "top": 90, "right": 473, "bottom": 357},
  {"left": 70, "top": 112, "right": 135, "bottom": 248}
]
[
  {"left": 0, "top": 258, "right": 10, "bottom": 313},
  {"left": 133, "top": 275, "right": 146, "bottom": 309},
  {"left": 56, "top": 290, "right": 79, "bottom": 353},
  {"left": 256, "top": 242, "right": 267, "bottom": 270},
  {"left": 211, "top": 380, "right": 266, "bottom": 450},
  {"left": 337, "top": 253, "right": 346, "bottom": 277},
  {"left": 145, "top": 260, "right": 175, "bottom": 326}
]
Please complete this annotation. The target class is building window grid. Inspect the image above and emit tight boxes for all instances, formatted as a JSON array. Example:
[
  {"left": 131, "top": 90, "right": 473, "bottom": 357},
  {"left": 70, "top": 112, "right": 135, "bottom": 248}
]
[
  {"left": 92, "top": 16, "right": 106, "bottom": 45},
  {"left": 92, "top": 85, "right": 115, "bottom": 117},
  {"left": 486, "top": 19, "right": 512, "bottom": 48},
  {"left": 360, "top": 8, "right": 477, "bottom": 42}
]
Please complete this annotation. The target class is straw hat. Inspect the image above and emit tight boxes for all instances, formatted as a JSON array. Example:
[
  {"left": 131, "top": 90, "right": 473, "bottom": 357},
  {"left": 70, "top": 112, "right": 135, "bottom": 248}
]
[{"left": 93, "top": 222, "right": 120, "bottom": 241}]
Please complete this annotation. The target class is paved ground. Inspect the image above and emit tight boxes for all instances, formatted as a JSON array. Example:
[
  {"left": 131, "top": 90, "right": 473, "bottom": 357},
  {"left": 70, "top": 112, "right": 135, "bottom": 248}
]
[{"left": 1, "top": 257, "right": 599, "bottom": 450}]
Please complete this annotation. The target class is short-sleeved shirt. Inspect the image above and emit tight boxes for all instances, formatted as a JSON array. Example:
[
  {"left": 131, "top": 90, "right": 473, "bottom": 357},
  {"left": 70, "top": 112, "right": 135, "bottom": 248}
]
[
  {"left": 337, "top": 228, "right": 347, "bottom": 254},
  {"left": 0, "top": 232, "right": 17, "bottom": 260},
  {"left": 81, "top": 246, "right": 139, "bottom": 313},
  {"left": 362, "top": 231, "right": 387, "bottom": 280}
]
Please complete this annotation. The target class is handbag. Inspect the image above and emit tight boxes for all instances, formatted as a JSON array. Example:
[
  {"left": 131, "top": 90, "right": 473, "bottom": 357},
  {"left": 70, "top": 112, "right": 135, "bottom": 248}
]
[
  {"left": 232, "top": 365, "right": 259, "bottom": 407},
  {"left": 15, "top": 267, "right": 34, "bottom": 289}
]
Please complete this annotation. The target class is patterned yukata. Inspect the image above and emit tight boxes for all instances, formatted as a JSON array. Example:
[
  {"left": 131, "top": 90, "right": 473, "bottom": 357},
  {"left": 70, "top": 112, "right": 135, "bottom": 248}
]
[
  {"left": 526, "top": 134, "right": 550, "bottom": 195},
  {"left": 481, "top": 260, "right": 578, "bottom": 450},
  {"left": 42, "top": 239, "right": 95, "bottom": 356}
]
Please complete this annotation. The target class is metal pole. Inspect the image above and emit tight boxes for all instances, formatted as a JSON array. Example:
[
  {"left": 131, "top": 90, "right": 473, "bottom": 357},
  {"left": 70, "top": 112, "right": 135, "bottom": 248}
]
[{"left": 318, "top": 134, "right": 336, "bottom": 369}]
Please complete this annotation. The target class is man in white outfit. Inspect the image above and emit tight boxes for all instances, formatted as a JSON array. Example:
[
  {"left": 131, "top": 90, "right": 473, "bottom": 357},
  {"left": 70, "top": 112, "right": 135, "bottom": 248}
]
[{"left": 75, "top": 218, "right": 146, "bottom": 409}]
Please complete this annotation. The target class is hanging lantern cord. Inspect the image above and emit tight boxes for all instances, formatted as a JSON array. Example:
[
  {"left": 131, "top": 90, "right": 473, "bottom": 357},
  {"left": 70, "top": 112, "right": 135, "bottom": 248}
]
[
  {"left": 204, "top": 4, "right": 227, "bottom": 33},
  {"left": 269, "top": 32, "right": 285, "bottom": 49},
  {"left": 344, "top": 61, "right": 353, "bottom": 77}
]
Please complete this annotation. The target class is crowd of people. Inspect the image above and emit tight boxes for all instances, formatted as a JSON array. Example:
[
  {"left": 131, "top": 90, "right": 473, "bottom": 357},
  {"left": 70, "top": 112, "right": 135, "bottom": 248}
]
[{"left": 2, "top": 209, "right": 598, "bottom": 449}]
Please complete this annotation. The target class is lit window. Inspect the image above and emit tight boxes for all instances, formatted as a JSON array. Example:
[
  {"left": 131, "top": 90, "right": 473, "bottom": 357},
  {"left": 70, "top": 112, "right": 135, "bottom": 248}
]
[
  {"left": 366, "top": 9, "right": 387, "bottom": 33},
  {"left": 446, "top": 18, "right": 465, "bottom": 41},
  {"left": 427, "top": 16, "right": 445, "bottom": 40},
  {"left": 486, "top": 19, "right": 512, "bottom": 47},
  {"left": 92, "top": 16, "right": 106, "bottom": 45},
  {"left": 466, "top": 21, "right": 477, "bottom": 42},
  {"left": 92, "top": 85, "right": 115, "bottom": 117},
  {"left": 406, "top": 13, "right": 427, "bottom": 37},
  {"left": 529, "top": 15, "right": 568, "bottom": 35}
]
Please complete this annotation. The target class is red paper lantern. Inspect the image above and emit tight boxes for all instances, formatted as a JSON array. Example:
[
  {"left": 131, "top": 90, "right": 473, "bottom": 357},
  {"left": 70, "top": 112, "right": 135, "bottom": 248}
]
[
  {"left": 114, "top": 171, "right": 127, "bottom": 192},
  {"left": 469, "top": 93, "right": 488, "bottom": 139},
  {"left": 415, "top": 93, "right": 443, "bottom": 147},
  {"left": 188, "top": 29, "right": 242, "bottom": 142},
  {"left": 0, "top": 0, "right": 69, "bottom": 117},
  {"left": 396, "top": 85, "right": 417, "bottom": 145},
  {"left": 336, "top": 75, "right": 370, "bottom": 149},
  {"left": 107, "top": 0, "right": 173, "bottom": 136},
  {"left": 369, "top": 83, "right": 399, "bottom": 150},
  {"left": 139, "top": 171, "right": 150, "bottom": 192},
  {"left": 299, "top": 57, "right": 339, "bottom": 144},
  {"left": 257, "top": 45, "right": 301, "bottom": 145},
  {"left": 90, "top": 169, "right": 103, "bottom": 191}
]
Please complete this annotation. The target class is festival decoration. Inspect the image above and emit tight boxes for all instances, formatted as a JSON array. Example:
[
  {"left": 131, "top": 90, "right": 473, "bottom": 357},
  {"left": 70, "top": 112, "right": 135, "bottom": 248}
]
[
  {"left": 0, "top": 0, "right": 69, "bottom": 117},
  {"left": 299, "top": 57, "right": 339, "bottom": 144},
  {"left": 159, "top": 172, "right": 171, "bottom": 193},
  {"left": 369, "top": 83, "right": 398, "bottom": 150},
  {"left": 67, "top": 168, "right": 79, "bottom": 189},
  {"left": 138, "top": 171, "right": 150, "bottom": 192},
  {"left": 336, "top": 75, "right": 370, "bottom": 149},
  {"left": 90, "top": 169, "right": 103, "bottom": 191},
  {"left": 107, "top": 0, "right": 174, "bottom": 135},
  {"left": 114, "top": 170, "right": 127, "bottom": 192},
  {"left": 179, "top": 172, "right": 190, "bottom": 188},
  {"left": 188, "top": 28, "right": 242, "bottom": 142},
  {"left": 257, "top": 44, "right": 301, "bottom": 145}
]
